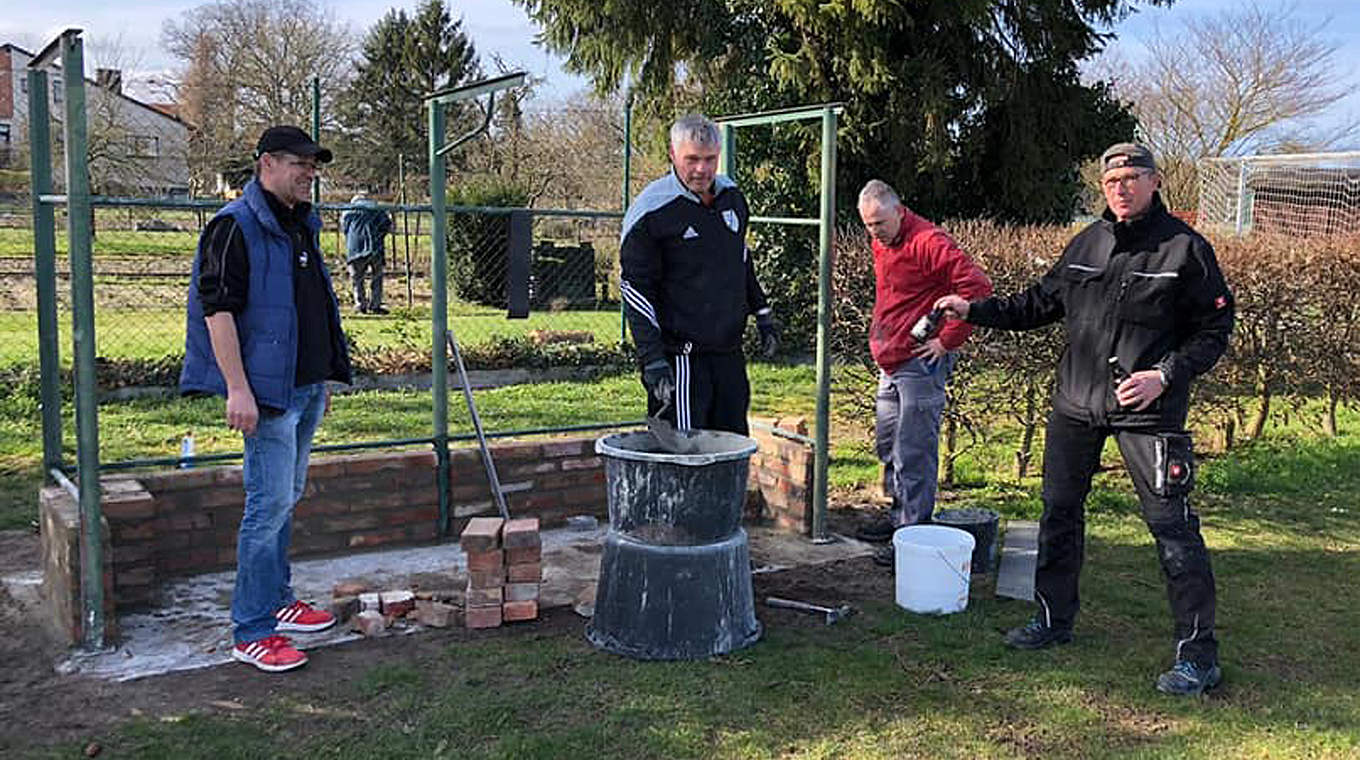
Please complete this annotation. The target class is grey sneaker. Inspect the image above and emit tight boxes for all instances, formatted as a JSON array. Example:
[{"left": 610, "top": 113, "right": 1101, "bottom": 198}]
[
  {"left": 1156, "top": 660, "right": 1222, "bottom": 696},
  {"left": 1003, "top": 618, "right": 1073, "bottom": 650}
]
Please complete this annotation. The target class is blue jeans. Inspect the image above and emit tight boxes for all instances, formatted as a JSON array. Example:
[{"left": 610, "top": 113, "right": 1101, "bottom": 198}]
[
  {"left": 232, "top": 382, "right": 327, "bottom": 644},
  {"left": 875, "top": 355, "right": 953, "bottom": 526}
]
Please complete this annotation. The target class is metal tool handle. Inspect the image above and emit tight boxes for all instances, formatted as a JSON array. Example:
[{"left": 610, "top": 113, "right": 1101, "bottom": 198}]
[
  {"left": 764, "top": 596, "right": 832, "bottom": 615},
  {"left": 446, "top": 329, "right": 509, "bottom": 520}
]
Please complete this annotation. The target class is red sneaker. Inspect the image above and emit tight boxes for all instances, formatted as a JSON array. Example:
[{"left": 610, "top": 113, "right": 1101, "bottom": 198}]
[
  {"left": 232, "top": 635, "right": 308, "bottom": 672},
  {"left": 274, "top": 600, "right": 336, "bottom": 633}
]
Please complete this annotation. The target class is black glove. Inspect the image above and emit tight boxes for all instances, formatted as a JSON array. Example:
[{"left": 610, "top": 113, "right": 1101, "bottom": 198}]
[
  {"left": 756, "top": 311, "right": 779, "bottom": 358},
  {"left": 642, "top": 359, "right": 674, "bottom": 406}
]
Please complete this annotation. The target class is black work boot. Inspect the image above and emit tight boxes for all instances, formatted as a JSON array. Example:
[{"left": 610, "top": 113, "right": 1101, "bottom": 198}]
[
  {"left": 1155, "top": 660, "right": 1222, "bottom": 696},
  {"left": 1003, "top": 618, "right": 1073, "bottom": 650}
]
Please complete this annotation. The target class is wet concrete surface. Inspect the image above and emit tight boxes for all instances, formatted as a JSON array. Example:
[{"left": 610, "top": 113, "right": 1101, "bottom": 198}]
[{"left": 2, "top": 525, "right": 875, "bottom": 683}]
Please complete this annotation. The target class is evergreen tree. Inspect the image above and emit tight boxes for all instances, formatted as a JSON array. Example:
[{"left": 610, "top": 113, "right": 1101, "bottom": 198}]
[{"left": 336, "top": 0, "right": 480, "bottom": 189}]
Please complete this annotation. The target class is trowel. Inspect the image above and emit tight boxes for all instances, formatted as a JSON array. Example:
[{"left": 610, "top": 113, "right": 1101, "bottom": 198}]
[{"left": 647, "top": 398, "right": 702, "bottom": 454}]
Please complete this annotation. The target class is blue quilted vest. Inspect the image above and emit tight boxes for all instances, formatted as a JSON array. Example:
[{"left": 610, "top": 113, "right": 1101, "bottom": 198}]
[{"left": 179, "top": 180, "right": 342, "bottom": 410}]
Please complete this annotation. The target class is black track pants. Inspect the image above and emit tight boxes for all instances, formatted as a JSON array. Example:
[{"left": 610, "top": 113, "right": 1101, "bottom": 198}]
[
  {"left": 643, "top": 351, "right": 750, "bottom": 436},
  {"left": 1034, "top": 408, "right": 1218, "bottom": 665}
]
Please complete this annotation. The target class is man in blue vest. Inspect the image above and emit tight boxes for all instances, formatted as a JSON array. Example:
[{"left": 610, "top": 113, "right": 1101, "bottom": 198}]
[{"left": 181, "top": 125, "right": 352, "bottom": 672}]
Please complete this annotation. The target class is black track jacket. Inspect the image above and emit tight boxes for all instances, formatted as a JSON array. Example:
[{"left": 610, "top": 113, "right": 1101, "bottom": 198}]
[
  {"left": 619, "top": 170, "right": 770, "bottom": 367},
  {"left": 967, "top": 194, "right": 1234, "bottom": 429}
]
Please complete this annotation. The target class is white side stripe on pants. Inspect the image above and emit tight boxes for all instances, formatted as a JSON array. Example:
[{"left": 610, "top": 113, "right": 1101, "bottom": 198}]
[{"left": 675, "top": 354, "right": 692, "bottom": 431}]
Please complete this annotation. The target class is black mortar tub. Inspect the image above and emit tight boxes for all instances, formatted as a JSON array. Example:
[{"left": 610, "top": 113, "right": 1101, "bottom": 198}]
[{"left": 586, "top": 430, "right": 762, "bottom": 660}]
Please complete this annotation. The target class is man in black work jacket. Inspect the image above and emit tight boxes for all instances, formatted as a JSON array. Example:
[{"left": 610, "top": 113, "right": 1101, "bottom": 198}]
[
  {"left": 620, "top": 114, "right": 777, "bottom": 435},
  {"left": 936, "top": 143, "right": 1234, "bottom": 696}
]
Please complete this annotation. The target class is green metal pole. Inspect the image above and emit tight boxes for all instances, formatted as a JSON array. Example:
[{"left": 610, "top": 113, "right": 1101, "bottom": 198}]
[
  {"left": 311, "top": 76, "right": 321, "bottom": 206},
  {"left": 61, "top": 31, "right": 106, "bottom": 648},
  {"left": 620, "top": 92, "right": 633, "bottom": 343},
  {"left": 429, "top": 101, "right": 451, "bottom": 536},
  {"left": 718, "top": 124, "right": 735, "bottom": 178},
  {"left": 28, "top": 70, "right": 62, "bottom": 482},
  {"left": 811, "top": 107, "right": 837, "bottom": 543}
]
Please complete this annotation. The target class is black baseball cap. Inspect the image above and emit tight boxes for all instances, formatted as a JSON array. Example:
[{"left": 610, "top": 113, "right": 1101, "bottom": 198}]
[
  {"left": 1100, "top": 142, "right": 1157, "bottom": 173},
  {"left": 254, "top": 125, "right": 333, "bottom": 163}
]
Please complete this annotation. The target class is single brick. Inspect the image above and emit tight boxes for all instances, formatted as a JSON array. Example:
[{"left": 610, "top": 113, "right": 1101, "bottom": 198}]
[
  {"left": 359, "top": 592, "right": 382, "bottom": 612},
  {"left": 466, "top": 585, "right": 503, "bottom": 607},
  {"left": 466, "top": 549, "right": 504, "bottom": 572},
  {"left": 352, "top": 610, "right": 387, "bottom": 637},
  {"left": 505, "top": 545, "right": 541, "bottom": 565},
  {"left": 416, "top": 601, "right": 455, "bottom": 628},
  {"left": 333, "top": 581, "right": 368, "bottom": 597},
  {"left": 460, "top": 517, "right": 505, "bottom": 552},
  {"left": 502, "top": 517, "right": 541, "bottom": 549},
  {"left": 504, "top": 582, "right": 539, "bottom": 603},
  {"left": 465, "top": 605, "right": 502, "bottom": 629},
  {"left": 380, "top": 590, "right": 415, "bottom": 617},
  {"left": 506, "top": 562, "right": 542, "bottom": 583},
  {"left": 502, "top": 599, "right": 539, "bottom": 622},
  {"left": 467, "top": 568, "right": 505, "bottom": 589},
  {"left": 330, "top": 595, "right": 360, "bottom": 623}
]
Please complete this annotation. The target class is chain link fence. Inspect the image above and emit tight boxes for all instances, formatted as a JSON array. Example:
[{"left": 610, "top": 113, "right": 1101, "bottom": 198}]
[{"left": 0, "top": 200, "right": 628, "bottom": 374}]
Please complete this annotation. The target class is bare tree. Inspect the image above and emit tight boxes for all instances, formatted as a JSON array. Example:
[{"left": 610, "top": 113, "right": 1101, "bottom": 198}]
[
  {"left": 1097, "top": 2, "right": 1359, "bottom": 209},
  {"left": 161, "top": 0, "right": 355, "bottom": 193}
]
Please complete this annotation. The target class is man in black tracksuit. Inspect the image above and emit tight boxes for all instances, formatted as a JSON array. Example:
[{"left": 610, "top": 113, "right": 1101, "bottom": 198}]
[
  {"left": 620, "top": 114, "right": 777, "bottom": 435},
  {"left": 936, "top": 143, "right": 1234, "bottom": 696}
]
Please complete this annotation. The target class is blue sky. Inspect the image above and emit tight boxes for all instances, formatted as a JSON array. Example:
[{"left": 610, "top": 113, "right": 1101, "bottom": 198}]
[{"left": 6, "top": 0, "right": 1358, "bottom": 142}]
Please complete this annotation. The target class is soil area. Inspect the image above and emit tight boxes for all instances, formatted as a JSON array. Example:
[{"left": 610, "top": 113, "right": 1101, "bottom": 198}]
[{"left": 0, "top": 503, "right": 896, "bottom": 755}]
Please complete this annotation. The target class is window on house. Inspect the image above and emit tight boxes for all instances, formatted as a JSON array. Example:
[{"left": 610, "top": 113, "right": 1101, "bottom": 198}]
[
  {"left": 53, "top": 79, "right": 63, "bottom": 105},
  {"left": 0, "top": 124, "right": 10, "bottom": 144},
  {"left": 19, "top": 77, "right": 27, "bottom": 94},
  {"left": 131, "top": 135, "right": 159, "bottom": 158}
]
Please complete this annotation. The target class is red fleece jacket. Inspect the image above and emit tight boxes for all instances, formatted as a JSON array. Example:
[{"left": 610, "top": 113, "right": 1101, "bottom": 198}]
[{"left": 870, "top": 208, "right": 993, "bottom": 373}]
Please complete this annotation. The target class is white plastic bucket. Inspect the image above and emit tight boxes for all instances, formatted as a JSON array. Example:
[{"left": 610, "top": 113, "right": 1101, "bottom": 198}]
[{"left": 894, "top": 525, "right": 976, "bottom": 614}]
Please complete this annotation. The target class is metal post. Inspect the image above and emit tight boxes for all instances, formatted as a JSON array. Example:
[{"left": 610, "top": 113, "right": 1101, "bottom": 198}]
[
  {"left": 311, "top": 76, "right": 321, "bottom": 206},
  {"left": 61, "top": 31, "right": 106, "bottom": 648},
  {"left": 1233, "top": 159, "right": 1249, "bottom": 235},
  {"left": 718, "top": 124, "right": 735, "bottom": 177},
  {"left": 28, "top": 70, "right": 62, "bottom": 481},
  {"left": 429, "top": 101, "right": 452, "bottom": 536},
  {"left": 399, "top": 153, "right": 413, "bottom": 307},
  {"left": 811, "top": 107, "right": 837, "bottom": 543},
  {"left": 620, "top": 92, "right": 633, "bottom": 343}
]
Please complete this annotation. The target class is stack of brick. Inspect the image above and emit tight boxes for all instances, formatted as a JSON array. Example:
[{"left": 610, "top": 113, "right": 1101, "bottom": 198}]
[
  {"left": 461, "top": 517, "right": 505, "bottom": 629},
  {"left": 501, "top": 518, "right": 541, "bottom": 622}
]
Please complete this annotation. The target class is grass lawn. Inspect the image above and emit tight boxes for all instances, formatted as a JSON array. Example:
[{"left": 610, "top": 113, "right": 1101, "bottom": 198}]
[
  {"left": 4, "top": 363, "right": 1359, "bottom": 756},
  {"left": 19, "top": 398, "right": 1360, "bottom": 757}
]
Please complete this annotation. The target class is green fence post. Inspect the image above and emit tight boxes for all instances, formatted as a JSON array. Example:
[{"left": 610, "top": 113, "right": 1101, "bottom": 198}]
[
  {"left": 312, "top": 76, "right": 321, "bottom": 206},
  {"left": 719, "top": 123, "right": 736, "bottom": 178},
  {"left": 620, "top": 92, "right": 633, "bottom": 343},
  {"left": 812, "top": 106, "right": 837, "bottom": 543},
  {"left": 61, "top": 31, "right": 106, "bottom": 649},
  {"left": 27, "top": 69, "right": 62, "bottom": 482},
  {"left": 429, "top": 100, "right": 451, "bottom": 536}
]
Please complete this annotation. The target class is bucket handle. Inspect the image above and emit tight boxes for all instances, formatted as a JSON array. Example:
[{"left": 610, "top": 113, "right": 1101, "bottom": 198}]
[{"left": 933, "top": 548, "right": 971, "bottom": 585}]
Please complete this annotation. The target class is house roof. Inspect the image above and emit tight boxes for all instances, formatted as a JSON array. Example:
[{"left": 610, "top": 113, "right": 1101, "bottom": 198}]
[{"left": 2, "top": 41, "right": 190, "bottom": 129}]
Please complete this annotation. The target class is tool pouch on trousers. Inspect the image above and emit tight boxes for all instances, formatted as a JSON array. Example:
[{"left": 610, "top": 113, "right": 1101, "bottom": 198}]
[{"left": 1153, "top": 432, "right": 1195, "bottom": 497}]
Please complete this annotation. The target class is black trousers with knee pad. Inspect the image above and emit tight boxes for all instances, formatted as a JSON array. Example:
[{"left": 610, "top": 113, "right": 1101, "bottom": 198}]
[{"left": 1034, "top": 408, "right": 1218, "bottom": 665}]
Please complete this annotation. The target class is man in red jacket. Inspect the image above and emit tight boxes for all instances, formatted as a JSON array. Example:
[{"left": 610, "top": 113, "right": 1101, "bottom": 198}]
[{"left": 856, "top": 180, "right": 993, "bottom": 564}]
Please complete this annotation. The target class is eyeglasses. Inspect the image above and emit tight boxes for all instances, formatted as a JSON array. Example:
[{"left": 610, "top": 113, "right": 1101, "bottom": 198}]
[
  {"left": 1102, "top": 171, "right": 1151, "bottom": 190},
  {"left": 270, "top": 153, "right": 323, "bottom": 172}
]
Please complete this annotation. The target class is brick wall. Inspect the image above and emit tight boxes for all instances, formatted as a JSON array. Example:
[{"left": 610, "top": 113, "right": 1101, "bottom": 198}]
[
  {"left": 39, "top": 427, "right": 812, "bottom": 640},
  {"left": 39, "top": 487, "right": 118, "bottom": 645},
  {"left": 0, "top": 48, "right": 12, "bottom": 120},
  {"left": 747, "top": 417, "right": 816, "bottom": 534}
]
